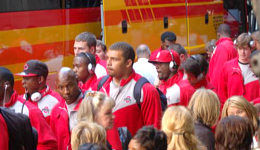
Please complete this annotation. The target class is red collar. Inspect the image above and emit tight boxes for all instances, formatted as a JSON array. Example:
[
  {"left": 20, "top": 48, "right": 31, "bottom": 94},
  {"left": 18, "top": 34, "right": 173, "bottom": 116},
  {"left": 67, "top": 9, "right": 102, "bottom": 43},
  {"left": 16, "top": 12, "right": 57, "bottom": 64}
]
[
  {"left": 119, "top": 71, "right": 136, "bottom": 86},
  {"left": 216, "top": 37, "right": 232, "bottom": 45},
  {"left": 192, "top": 78, "right": 208, "bottom": 89},
  {"left": 82, "top": 74, "right": 97, "bottom": 90},
  {"left": 161, "top": 70, "right": 184, "bottom": 87},
  {"left": 5, "top": 91, "right": 18, "bottom": 107}
]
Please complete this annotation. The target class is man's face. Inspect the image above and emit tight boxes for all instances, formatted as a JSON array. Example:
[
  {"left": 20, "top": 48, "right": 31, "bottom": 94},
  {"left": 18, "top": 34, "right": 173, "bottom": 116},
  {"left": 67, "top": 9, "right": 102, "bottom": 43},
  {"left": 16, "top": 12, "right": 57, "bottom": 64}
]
[
  {"left": 96, "top": 46, "right": 106, "bottom": 60},
  {"left": 57, "top": 76, "right": 79, "bottom": 104},
  {"left": 74, "top": 41, "right": 91, "bottom": 56},
  {"left": 73, "top": 57, "right": 89, "bottom": 82},
  {"left": 161, "top": 39, "right": 174, "bottom": 50},
  {"left": 237, "top": 46, "right": 251, "bottom": 63},
  {"left": 154, "top": 62, "right": 171, "bottom": 80},
  {"left": 107, "top": 50, "right": 128, "bottom": 78},
  {"left": 22, "top": 76, "right": 40, "bottom": 95}
]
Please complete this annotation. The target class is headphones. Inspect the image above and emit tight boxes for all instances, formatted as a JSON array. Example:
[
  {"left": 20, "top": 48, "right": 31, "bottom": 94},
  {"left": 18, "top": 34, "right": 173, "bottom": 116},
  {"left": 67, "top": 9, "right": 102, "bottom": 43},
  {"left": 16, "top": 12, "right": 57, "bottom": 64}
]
[
  {"left": 168, "top": 50, "right": 177, "bottom": 72},
  {"left": 25, "top": 86, "right": 50, "bottom": 102},
  {"left": 82, "top": 52, "right": 95, "bottom": 74},
  {"left": 190, "top": 55, "right": 204, "bottom": 80}
]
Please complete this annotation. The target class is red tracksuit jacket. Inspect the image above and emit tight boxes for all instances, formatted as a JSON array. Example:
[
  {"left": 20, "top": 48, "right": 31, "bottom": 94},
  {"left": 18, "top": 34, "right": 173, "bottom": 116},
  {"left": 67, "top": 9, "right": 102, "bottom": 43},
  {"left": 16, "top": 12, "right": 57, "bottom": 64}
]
[
  {"left": 78, "top": 74, "right": 98, "bottom": 91},
  {"left": 21, "top": 86, "right": 60, "bottom": 124},
  {"left": 208, "top": 37, "right": 237, "bottom": 92},
  {"left": 96, "top": 71, "right": 162, "bottom": 136},
  {"left": 169, "top": 79, "right": 215, "bottom": 107},
  {"left": 50, "top": 94, "right": 83, "bottom": 150},
  {"left": 0, "top": 114, "right": 8, "bottom": 150},
  {"left": 159, "top": 70, "right": 184, "bottom": 95},
  {"left": 218, "top": 58, "right": 260, "bottom": 105},
  {"left": 6, "top": 91, "right": 58, "bottom": 150}
]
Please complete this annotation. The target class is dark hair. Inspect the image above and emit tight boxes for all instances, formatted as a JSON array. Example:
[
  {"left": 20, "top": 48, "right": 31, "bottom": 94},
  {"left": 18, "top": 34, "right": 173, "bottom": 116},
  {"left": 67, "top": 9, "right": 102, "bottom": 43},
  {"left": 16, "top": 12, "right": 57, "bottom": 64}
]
[
  {"left": 215, "top": 116, "right": 253, "bottom": 150},
  {"left": 79, "top": 143, "right": 107, "bottom": 150},
  {"left": 161, "top": 31, "right": 177, "bottom": 42},
  {"left": 75, "top": 32, "right": 97, "bottom": 48},
  {"left": 0, "top": 67, "right": 14, "bottom": 87},
  {"left": 77, "top": 52, "right": 97, "bottom": 68},
  {"left": 181, "top": 55, "right": 208, "bottom": 77},
  {"left": 168, "top": 43, "right": 187, "bottom": 55},
  {"left": 217, "top": 24, "right": 231, "bottom": 37},
  {"left": 132, "top": 126, "right": 167, "bottom": 150},
  {"left": 96, "top": 40, "right": 107, "bottom": 53},
  {"left": 109, "top": 42, "right": 135, "bottom": 65}
]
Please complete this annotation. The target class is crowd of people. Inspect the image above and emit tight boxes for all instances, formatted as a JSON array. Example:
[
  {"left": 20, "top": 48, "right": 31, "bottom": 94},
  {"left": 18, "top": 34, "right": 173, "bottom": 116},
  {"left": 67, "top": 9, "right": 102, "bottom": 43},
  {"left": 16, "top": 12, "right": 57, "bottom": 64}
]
[{"left": 0, "top": 23, "right": 260, "bottom": 150}]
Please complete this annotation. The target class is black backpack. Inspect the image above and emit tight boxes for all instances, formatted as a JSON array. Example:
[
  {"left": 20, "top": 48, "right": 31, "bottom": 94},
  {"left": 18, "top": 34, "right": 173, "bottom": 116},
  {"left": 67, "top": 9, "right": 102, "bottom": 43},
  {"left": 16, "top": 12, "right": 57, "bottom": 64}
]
[
  {"left": 97, "top": 75, "right": 167, "bottom": 111},
  {"left": 0, "top": 107, "right": 38, "bottom": 150}
]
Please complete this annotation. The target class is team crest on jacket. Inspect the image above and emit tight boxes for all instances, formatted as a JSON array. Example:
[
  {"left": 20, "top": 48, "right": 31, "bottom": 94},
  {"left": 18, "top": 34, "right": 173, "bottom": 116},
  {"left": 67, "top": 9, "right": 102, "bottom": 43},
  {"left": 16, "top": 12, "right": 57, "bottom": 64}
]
[
  {"left": 124, "top": 96, "right": 132, "bottom": 103},
  {"left": 42, "top": 106, "right": 50, "bottom": 114}
]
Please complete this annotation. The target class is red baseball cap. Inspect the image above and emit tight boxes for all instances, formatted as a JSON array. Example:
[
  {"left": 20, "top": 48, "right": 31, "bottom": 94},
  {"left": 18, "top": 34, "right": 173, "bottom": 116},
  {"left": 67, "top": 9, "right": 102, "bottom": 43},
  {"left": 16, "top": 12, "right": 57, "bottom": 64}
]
[{"left": 149, "top": 50, "right": 180, "bottom": 66}]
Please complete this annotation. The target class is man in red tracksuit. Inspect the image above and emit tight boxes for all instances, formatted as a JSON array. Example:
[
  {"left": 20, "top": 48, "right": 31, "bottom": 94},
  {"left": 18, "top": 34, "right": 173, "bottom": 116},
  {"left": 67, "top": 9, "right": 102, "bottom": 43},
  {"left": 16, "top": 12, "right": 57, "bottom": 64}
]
[
  {"left": 73, "top": 52, "right": 97, "bottom": 91},
  {"left": 0, "top": 67, "right": 58, "bottom": 150},
  {"left": 50, "top": 67, "right": 84, "bottom": 150},
  {"left": 74, "top": 32, "right": 107, "bottom": 78},
  {"left": 208, "top": 24, "right": 237, "bottom": 92},
  {"left": 96, "top": 42, "right": 162, "bottom": 136},
  {"left": 0, "top": 114, "right": 8, "bottom": 150},
  {"left": 218, "top": 33, "right": 260, "bottom": 105},
  {"left": 169, "top": 55, "right": 215, "bottom": 106},
  {"left": 148, "top": 50, "right": 184, "bottom": 106},
  {"left": 16, "top": 60, "right": 60, "bottom": 124}
]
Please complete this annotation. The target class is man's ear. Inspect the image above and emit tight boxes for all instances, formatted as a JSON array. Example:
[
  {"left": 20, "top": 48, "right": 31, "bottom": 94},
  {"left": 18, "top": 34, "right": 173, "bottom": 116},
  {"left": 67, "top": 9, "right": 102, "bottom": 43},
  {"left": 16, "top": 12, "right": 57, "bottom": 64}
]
[
  {"left": 126, "top": 59, "right": 133, "bottom": 68},
  {"left": 90, "top": 46, "right": 96, "bottom": 55},
  {"left": 38, "top": 76, "right": 45, "bottom": 85}
]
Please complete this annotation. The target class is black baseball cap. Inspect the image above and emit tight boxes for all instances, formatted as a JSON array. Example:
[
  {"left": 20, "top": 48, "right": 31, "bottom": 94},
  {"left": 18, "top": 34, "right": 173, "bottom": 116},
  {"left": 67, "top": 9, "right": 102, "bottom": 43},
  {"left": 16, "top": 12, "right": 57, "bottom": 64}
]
[{"left": 16, "top": 60, "right": 48, "bottom": 78}]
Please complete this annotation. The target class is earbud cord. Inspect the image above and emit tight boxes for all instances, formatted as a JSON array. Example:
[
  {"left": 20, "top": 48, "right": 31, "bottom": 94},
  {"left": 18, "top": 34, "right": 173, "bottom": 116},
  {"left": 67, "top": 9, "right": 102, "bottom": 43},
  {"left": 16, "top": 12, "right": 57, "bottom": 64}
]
[{"left": 21, "top": 93, "right": 29, "bottom": 114}]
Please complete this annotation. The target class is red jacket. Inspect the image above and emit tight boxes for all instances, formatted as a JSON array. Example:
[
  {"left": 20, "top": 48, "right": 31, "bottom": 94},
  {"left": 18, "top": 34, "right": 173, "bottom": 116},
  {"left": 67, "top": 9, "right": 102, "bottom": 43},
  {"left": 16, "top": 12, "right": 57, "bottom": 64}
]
[
  {"left": 96, "top": 71, "right": 162, "bottom": 136},
  {"left": 159, "top": 70, "right": 184, "bottom": 95},
  {"left": 169, "top": 79, "right": 215, "bottom": 107},
  {"left": 50, "top": 93, "right": 83, "bottom": 150},
  {"left": 208, "top": 37, "right": 237, "bottom": 92},
  {"left": 21, "top": 86, "right": 60, "bottom": 124},
  {"left": 0, "top": 114, "right": 8, "bottom": 150},
  {"left": 218, "top": 58, "right": 260, "bottom": 105},
  {"left": 78, "top": 74, "right": 98, "bottom": 91},
  {"left": 5, "top": 91, "right": 58, "bottom": 150}
]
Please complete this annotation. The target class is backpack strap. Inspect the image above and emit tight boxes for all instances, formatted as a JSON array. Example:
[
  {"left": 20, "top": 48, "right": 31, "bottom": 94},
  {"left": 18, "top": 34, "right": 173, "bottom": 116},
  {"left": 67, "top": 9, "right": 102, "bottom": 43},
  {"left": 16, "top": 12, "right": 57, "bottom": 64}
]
[
  {"left": 97, "top": 75, "right": 110, "bottom": 91},
  {"left": 134, "top": 77, "right": 149, "bottom": 109}
]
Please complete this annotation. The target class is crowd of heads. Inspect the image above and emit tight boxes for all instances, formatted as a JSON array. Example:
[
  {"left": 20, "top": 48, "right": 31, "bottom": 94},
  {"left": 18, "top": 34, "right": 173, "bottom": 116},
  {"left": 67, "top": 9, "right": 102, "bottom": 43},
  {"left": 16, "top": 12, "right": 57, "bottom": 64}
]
[{"left": 1, "top": 25, "right": 260, "bottom": 150}]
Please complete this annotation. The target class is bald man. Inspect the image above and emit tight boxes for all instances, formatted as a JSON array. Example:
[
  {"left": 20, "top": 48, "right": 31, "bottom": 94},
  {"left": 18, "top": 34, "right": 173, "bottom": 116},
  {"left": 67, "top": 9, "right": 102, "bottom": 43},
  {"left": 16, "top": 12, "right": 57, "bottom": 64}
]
[{"left": 50, "top": 67, "right": 83, "bottom": 150}]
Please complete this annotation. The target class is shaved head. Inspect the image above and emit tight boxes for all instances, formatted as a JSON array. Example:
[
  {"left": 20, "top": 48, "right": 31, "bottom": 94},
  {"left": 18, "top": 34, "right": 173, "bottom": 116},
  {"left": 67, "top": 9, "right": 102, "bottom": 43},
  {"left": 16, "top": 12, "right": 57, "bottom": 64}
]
[
  {"left": 57, "top": 67, "right": 77, "bottom": 83},
  {"left": 57, "top": 67, "right": 80, "bottom": 104},
  {"left": 217, "top": 24, "right": 231, "bottom": 37}
]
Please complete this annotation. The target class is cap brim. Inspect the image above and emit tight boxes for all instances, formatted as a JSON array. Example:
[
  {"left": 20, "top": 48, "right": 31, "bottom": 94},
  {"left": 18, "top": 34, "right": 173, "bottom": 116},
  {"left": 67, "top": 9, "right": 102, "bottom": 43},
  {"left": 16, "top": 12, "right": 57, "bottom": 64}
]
[{"left": 15, "top": 72, "right": 38, "bottom": 77}]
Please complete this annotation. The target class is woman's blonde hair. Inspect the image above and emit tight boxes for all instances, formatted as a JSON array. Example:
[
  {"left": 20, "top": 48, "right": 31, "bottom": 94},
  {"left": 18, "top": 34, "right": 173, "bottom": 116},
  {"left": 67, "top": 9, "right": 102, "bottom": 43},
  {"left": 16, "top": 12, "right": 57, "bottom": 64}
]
[
  {"left": 78, "top": 91, "right": 115, "bottom": 123},
  {"left": 222, "top": 96, "right": 258, "bottom": 133},
  {"left": 161, "top": 106, "right": 201, "bottom": 150},
  {"left": 71, "top": 121, "right": 107, "bottom": 150},
  {"left": 188, "top": 89, "right": 220, "bottom": 127}
]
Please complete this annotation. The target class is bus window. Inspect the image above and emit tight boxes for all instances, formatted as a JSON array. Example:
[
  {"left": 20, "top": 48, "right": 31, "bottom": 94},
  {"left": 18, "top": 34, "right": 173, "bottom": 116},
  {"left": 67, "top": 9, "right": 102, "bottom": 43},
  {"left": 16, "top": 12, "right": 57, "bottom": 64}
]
[
  {"left": 65, "top": 0, "right": 100, "bottom": 8},
  {"left": 0, "top": 0, "right": 61, "bottom": 12}
]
